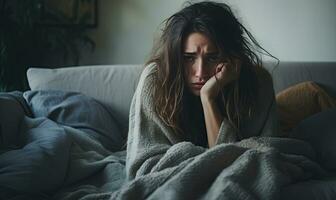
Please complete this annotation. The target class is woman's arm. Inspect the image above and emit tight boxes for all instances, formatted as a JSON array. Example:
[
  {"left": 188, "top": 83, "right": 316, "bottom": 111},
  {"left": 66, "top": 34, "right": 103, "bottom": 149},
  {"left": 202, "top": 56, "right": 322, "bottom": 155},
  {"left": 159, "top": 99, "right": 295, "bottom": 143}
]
[
  {"left": 200, "top": 62, "right": 240, "bottom": 147},
  {"left": 200, "top": 96, "right": 223, "bottom": 148}
]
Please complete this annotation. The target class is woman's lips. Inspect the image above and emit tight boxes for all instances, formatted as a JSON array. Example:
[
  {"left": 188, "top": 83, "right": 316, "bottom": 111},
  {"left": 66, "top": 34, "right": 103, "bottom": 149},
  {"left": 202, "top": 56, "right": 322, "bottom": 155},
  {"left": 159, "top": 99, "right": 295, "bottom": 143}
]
[{"left": 192, "top": 82, "right": 205, "bottom": 90}]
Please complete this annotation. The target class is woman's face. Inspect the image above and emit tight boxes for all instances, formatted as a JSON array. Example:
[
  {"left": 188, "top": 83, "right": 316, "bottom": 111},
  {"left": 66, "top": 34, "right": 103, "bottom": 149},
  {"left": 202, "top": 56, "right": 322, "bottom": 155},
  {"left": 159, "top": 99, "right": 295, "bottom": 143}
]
[{"left": 183, "top": 32, "right": 219, "bottom": 96}]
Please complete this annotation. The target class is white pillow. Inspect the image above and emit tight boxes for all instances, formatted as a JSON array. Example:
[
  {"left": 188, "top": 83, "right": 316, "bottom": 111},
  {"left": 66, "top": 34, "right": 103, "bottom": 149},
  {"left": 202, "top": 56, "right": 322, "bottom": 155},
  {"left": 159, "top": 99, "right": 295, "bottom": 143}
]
[{"left": 27, "top": 65, "right": 144, "bottom": 137}]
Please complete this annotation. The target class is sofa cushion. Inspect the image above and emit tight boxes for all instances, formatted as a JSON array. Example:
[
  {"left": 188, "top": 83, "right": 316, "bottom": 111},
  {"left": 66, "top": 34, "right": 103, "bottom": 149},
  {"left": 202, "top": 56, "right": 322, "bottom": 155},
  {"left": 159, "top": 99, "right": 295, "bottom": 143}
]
[
  {"left": 276, "top": 81, "right": 336, "bottom": 133},
  {"left": 27, "top": 65, "right": 143, "bottom": 138},
  {"left": 290, "top": 108, "right": 336, "bottom": 170}
]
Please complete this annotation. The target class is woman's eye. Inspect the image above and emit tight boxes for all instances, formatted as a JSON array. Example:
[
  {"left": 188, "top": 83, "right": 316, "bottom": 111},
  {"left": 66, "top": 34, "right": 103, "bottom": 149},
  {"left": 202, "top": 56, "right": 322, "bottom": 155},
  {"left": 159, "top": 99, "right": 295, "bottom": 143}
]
[
  {"left": 207, "top": 56, "right": 219, "bottom": 63},
  {"left": 183, "top": 55, "right": 195, "bottom": 62}
]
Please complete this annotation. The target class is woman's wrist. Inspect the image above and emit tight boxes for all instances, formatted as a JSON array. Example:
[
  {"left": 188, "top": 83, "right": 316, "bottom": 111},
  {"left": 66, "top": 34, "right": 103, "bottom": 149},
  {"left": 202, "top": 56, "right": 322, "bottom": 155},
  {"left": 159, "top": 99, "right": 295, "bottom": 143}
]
[
  {"left": 200, "top": 86, "right": 222, "bottom": 103},
  {"left": 200, "top": 94, "right": 217, "bottom": 110},
  {"left": 200, "top": 91, "right": 215, "bottom": 104}
]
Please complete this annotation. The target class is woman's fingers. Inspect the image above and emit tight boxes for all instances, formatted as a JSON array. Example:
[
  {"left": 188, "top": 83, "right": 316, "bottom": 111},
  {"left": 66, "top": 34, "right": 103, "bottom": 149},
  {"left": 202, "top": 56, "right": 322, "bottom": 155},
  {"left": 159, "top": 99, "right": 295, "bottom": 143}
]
[
  {"left": 215, "top": 63, "right": 228, "bottom": 81},
  {"left": 215, "top": 61, "right": 241, "bottom": 84}
]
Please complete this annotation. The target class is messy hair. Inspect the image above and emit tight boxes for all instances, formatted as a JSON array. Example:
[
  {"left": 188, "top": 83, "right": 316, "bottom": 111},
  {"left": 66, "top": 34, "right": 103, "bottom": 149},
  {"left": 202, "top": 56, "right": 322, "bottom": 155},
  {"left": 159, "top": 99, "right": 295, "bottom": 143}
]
[{"left": 146, "top": 1, "right": 276, "bottom": 135}]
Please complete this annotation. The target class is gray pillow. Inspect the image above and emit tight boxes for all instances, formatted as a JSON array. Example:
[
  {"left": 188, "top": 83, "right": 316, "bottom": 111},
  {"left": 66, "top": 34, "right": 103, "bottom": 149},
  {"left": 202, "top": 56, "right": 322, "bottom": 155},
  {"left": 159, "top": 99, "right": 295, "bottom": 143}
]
[
  {"left": 23, "top": 90, "right": 123, "bottom": 151},
  {"left": 290, "top": 108, "right": 336, "bottom": 170},
  {"left": 26, "top": 65, "right": 143, "bottom": 138}
]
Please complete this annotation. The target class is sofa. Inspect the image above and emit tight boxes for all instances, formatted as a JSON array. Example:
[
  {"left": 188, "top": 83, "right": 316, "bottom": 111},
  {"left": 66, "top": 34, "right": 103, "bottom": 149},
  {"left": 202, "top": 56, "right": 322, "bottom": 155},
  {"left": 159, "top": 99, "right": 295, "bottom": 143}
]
[{"left": 0, "top": 62, "right": 335, "bottom": 199}]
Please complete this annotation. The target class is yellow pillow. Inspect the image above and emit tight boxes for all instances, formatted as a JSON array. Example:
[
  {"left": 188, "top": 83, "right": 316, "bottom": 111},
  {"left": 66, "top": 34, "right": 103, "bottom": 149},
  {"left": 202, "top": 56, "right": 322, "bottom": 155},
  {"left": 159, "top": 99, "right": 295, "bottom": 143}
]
[{"left": 276, "top": 81, "right": 336, "bottom": 134}]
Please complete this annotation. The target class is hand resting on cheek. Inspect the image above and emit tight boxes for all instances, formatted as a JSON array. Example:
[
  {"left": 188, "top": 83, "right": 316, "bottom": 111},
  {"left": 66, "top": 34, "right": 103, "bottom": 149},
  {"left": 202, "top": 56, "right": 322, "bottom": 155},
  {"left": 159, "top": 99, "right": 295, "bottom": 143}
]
[{"left": 200, "top": 61, "right": 241, "bottom": 101}]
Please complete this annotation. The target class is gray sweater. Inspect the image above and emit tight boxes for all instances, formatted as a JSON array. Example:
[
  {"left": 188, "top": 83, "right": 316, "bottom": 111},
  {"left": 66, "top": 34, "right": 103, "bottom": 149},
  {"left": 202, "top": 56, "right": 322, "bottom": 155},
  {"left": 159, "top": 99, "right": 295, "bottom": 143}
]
[{"left": 126, "top": 63, "right": 279, "bottom": 180}]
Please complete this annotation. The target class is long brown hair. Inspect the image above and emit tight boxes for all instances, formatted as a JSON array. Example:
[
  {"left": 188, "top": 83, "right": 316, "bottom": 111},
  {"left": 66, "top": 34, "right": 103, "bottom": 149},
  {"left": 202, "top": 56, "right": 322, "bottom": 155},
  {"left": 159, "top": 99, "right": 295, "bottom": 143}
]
[{"left": 146, "top": 1, "right": 276, "bottom": 134}]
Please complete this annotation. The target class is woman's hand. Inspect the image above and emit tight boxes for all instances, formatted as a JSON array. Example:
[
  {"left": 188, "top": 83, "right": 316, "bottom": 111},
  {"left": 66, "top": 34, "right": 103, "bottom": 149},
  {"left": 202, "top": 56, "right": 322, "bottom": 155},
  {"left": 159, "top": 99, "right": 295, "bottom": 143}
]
[{"left": 200, "top": 61, "right": 240, "bottom": 101}]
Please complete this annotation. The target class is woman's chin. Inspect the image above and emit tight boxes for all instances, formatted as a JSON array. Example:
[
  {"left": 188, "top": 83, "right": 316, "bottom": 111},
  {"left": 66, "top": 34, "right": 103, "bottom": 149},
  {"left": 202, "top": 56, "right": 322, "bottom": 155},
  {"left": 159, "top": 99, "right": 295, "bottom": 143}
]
[
  {"left": 191, "top": 89, "right": 201, "bottom": 96},
  {"left": 186, "top": 86, "right": 201, "bottom": 96}
]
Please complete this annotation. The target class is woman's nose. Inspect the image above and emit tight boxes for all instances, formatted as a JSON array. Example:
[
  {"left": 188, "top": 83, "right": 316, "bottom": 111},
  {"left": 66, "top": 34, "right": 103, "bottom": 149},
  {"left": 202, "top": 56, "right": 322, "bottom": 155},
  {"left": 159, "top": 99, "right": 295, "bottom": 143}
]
[{"left": 195, "top": 59, "right": 205, "bottom": 78}]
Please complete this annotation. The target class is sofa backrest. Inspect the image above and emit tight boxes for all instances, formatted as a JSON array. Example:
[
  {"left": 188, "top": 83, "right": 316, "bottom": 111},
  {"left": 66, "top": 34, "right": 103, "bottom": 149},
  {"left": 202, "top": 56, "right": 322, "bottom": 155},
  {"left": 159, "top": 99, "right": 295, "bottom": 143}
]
[
  {"left": 264, "top": 62, "right": 336, "bottom": 98},
  {"left": 27, "top": 62, "right": 336, "bottom": 137}
]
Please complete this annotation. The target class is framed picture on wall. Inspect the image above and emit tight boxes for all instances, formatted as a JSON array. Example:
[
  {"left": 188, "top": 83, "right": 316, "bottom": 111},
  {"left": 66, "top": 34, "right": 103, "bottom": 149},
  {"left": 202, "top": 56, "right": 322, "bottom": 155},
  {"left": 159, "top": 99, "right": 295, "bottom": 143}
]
[{"left": 41, "top": 0, "right": 98, "bottom": 28}]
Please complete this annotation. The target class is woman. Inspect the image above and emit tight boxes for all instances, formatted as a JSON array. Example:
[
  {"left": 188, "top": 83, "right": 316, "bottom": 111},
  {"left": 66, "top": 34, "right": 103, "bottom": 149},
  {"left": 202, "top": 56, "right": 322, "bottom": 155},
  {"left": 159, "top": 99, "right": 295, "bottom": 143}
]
[{"left": 126, "top": 1, "right": 279, "bottom": 180}]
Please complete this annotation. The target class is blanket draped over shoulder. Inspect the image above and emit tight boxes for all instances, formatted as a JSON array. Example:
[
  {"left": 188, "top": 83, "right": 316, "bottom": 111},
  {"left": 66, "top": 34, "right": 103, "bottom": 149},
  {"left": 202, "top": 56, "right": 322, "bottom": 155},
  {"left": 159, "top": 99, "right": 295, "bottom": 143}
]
[{"left": 111, "top": 65, "right": 326, "bottom": 200}]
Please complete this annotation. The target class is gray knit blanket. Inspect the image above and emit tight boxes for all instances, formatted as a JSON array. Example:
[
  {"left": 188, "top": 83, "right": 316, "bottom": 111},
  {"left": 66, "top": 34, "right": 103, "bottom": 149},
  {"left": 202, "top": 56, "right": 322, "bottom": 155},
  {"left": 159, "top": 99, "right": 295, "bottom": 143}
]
[
  {"left": 110, "top": 66, "right": 326, "bottom": 200},
  {"left": 112, "top": 137, "right": 326, "bottom": 200}
]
